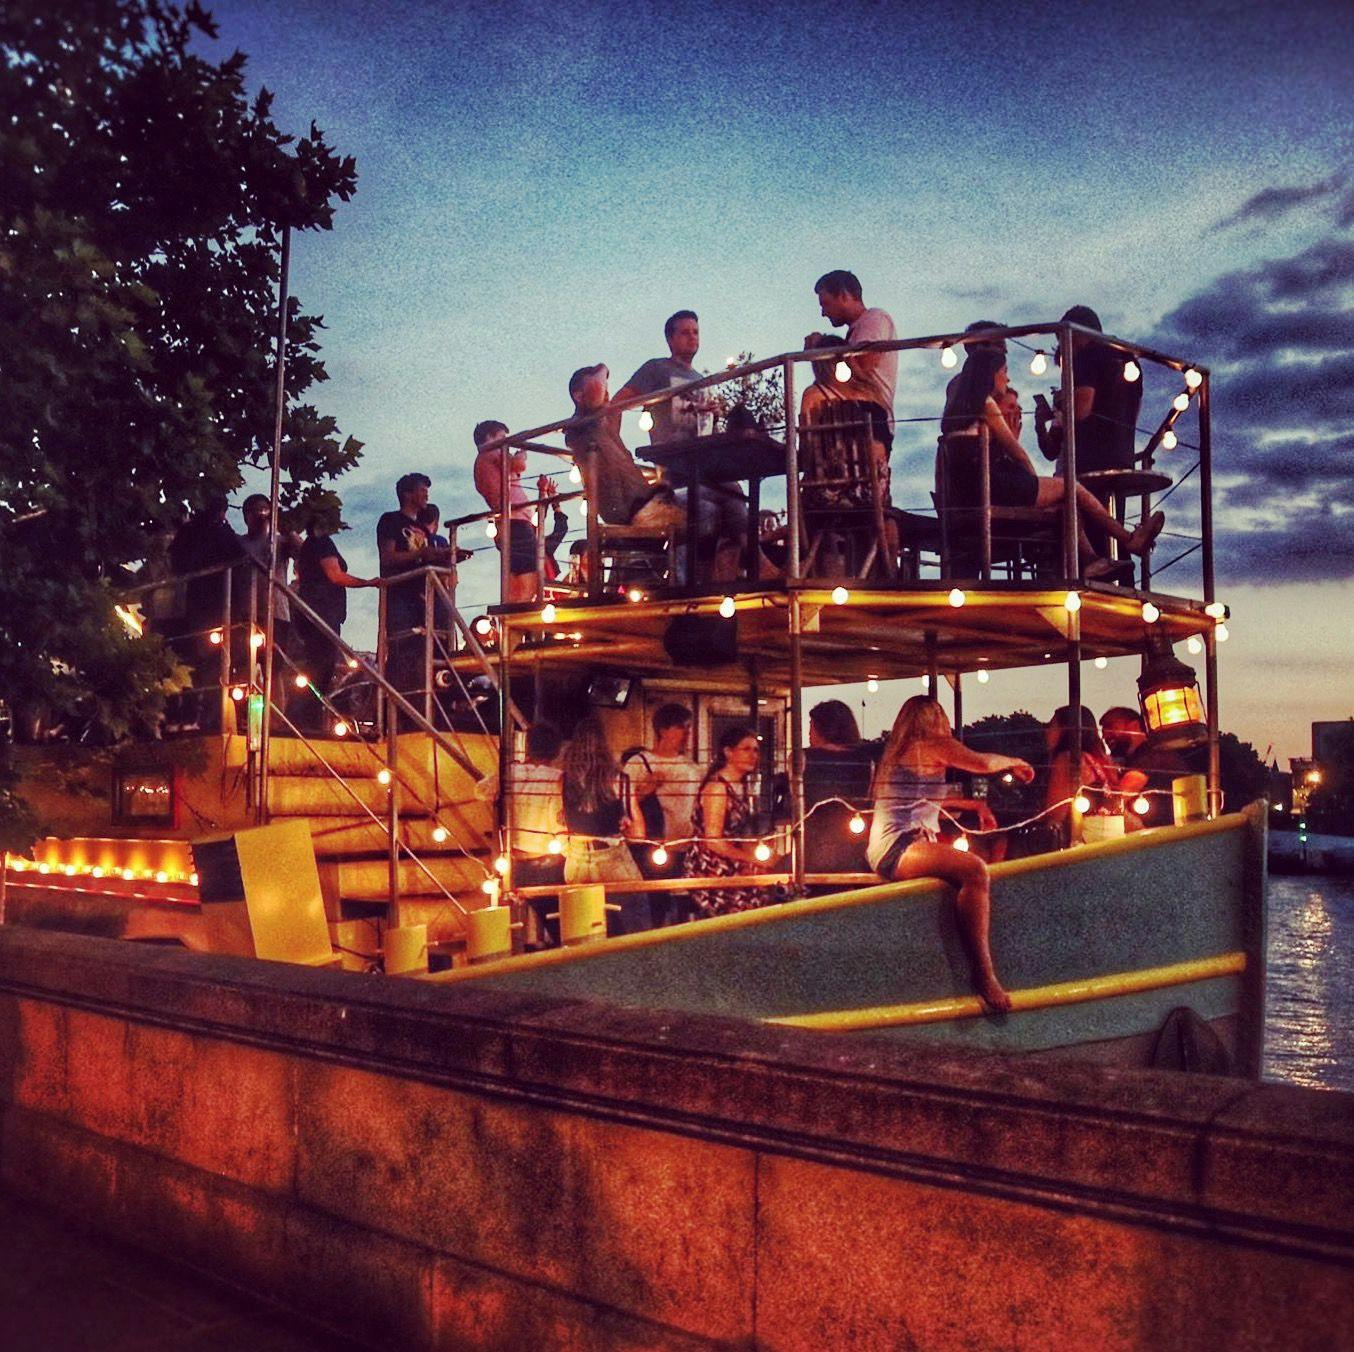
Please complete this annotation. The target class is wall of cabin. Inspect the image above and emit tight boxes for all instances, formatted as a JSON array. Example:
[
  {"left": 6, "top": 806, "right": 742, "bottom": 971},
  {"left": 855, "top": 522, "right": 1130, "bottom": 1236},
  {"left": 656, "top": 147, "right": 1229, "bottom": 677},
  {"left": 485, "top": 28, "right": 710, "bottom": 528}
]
[{"left": 1, "top": 928, "right": 1348, "bottom": 1351}]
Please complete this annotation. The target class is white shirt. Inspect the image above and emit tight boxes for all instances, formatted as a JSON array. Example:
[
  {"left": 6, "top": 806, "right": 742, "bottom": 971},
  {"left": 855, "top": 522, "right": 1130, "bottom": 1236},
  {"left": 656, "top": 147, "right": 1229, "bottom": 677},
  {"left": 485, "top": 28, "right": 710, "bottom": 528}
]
[
  {"left": 475, "top": 761, "right": 564, "bottom": 857},
  {"left": 623, "top": 750, "right": 702, "bottom": 842},
  {"left": 847, "top": 306, "right": 898, "bottom": 417}
]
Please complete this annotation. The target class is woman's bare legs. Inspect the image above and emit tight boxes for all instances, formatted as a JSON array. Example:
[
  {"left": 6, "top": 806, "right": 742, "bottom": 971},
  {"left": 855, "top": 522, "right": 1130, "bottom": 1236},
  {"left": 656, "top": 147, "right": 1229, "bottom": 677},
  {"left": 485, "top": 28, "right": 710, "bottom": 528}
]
[
  {"left": 890, "top": 842, "right": 1011, "bottom": 1012},
  {"left": 1034, "top": 478, "right": 1163, "bottom": 556}
]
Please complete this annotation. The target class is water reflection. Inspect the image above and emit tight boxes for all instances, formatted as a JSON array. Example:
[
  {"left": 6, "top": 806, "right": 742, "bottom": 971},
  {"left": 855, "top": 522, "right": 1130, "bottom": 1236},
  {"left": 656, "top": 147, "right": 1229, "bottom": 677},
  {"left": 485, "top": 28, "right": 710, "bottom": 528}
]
[{"left": 1264, "top": 875, "right": 1354, "bottom": 1091}]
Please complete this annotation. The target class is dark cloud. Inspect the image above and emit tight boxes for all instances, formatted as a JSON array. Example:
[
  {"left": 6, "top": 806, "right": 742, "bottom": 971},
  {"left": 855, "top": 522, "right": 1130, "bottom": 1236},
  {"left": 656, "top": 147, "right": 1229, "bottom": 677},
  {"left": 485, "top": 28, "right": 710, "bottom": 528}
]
[{"left": 1210, "top": 171, "right": 1348, "bottom": 232}]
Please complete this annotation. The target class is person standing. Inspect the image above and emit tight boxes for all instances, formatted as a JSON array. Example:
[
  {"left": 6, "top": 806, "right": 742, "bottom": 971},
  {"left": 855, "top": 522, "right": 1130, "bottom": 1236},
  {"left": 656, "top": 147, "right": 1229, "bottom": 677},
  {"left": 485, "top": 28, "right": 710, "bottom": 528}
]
[
  {"left": 802, "top": 699, "right": 875, "bottom": 877},
  {"left": 473, "top": 419, "right": 539, "bottom": 604},
  {"left": 612, "top": 310, "right": 721, "bottom": 445},
  {"left": 240, "top": 493, "right": 301, "bottom": 653},
  {"left": 808, "top": 270, "right": 898, "bottom": 449},
  {"left": 623, "top": 702, "right": 702, "bottom": 925}
]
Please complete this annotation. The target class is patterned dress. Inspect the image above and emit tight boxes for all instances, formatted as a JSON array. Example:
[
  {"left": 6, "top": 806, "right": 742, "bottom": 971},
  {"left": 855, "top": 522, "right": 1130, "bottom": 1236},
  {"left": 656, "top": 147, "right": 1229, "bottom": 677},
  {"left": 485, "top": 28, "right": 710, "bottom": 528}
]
[{"left": 684, "top": 773, "right": 782, "bottom": 918}]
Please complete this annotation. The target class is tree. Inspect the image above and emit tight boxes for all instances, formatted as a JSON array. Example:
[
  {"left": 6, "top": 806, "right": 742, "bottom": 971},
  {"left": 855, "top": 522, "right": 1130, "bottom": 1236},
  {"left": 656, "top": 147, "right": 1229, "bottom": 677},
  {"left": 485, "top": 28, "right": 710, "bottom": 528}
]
[
  {"left": 963, "top": 710, "right": 1047, "bottom": 818},
  {"left": 717, "top": 352, "right": 785, "bottom": 432},
  {"left": 0, "top": 0, "right": 358, "bottom": 848},
  {"left": 1218, "top": 733, "right": 1269, "bottom": 814}
]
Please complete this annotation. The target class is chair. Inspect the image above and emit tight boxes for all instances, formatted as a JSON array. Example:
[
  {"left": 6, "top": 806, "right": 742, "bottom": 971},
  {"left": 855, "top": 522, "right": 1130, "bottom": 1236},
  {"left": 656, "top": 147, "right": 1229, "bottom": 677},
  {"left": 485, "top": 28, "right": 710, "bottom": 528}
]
[
  {"left": 587, "top": 522, "right": 678, "bottom": 598},
  {"left": 798, "top": 401, "right": 906, "bottom": 581},
  {"left": 935, "top": 428, "right": 1061, "bottom": 581}
]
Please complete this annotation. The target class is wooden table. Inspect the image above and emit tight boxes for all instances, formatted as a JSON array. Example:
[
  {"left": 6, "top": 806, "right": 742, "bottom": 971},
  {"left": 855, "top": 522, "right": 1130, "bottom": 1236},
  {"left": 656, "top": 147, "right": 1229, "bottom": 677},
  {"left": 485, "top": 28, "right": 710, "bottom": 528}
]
[{"left": 641, "top": 431, "right": 786, "bottom": 585}]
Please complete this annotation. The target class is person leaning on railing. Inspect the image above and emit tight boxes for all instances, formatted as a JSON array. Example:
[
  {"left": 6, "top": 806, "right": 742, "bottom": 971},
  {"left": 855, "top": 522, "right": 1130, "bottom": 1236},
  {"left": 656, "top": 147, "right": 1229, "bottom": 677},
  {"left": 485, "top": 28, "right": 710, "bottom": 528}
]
[{"left": 472, "top": 419, "right": 540, "bottom": 604}]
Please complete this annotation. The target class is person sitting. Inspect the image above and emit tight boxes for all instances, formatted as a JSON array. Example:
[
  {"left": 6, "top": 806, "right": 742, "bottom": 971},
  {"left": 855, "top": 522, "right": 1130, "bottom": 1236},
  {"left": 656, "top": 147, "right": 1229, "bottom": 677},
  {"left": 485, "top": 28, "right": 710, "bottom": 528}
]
[
  {"left": 999, "top": 383, "right": 1022, "bottom": 440},
  {"left": 1043, "top": 704, "right": 1120, "bottom": 834},
  {"left": 803, "top": 699, "right": 875, "bottom": 878},
  {"left": 684, "top": 725, "right": 784, "bottom": 917},
  {"left": 939, "top": 346, "right": 1163, "bottom": 580},
  {"left": 472, "top": 420, "right": 539, "bottom": 604},
  {"left": 560, "top": 715, "right": 649, "bottom": 936},
  {"left": 534, "top": 475, "right": 573, "bottom": 585},
  {"left": 476, "top": 721, "right": 567, "bottom": 946},
  {"left": 1100, "top": 705, "right": 1192, "bottom": 830},
  {"left": 612, "top": 310, "right": 722, "bottom": 444},
  {"left": 868, "top": 695, "right": 1034, "bottom": 1012}
]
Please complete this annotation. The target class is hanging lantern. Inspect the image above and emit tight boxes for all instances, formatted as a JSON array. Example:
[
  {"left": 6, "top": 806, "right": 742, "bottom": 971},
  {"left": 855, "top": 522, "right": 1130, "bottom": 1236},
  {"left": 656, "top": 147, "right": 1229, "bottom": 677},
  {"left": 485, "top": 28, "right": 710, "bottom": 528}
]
[{"left": 1136, "top": 642, "right": 1207, "bottom": 749}]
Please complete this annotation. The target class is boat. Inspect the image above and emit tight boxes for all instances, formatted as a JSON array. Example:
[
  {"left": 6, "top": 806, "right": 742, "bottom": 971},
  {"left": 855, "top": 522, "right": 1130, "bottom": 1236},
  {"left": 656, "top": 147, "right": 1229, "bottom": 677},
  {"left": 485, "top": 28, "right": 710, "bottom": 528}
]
[{"left": 1, "top": 319, "right": 1267, "bottom": 1074}]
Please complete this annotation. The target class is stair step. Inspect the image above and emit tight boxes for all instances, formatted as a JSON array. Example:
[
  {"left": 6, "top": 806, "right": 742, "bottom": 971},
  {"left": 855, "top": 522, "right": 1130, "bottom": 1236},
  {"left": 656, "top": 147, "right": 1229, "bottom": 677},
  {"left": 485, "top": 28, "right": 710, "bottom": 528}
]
[
  {"left": 265, "top": 737, "right": 386, "bottom": 778},
  {"left": 267, "top": 775, "right": 402, "bottom": 817},
  {"left": 299, "top": 815, "right": 476, "bottom": 857},
  {"left": 328, "top": 853, "right": 490, "bottom": 899}
]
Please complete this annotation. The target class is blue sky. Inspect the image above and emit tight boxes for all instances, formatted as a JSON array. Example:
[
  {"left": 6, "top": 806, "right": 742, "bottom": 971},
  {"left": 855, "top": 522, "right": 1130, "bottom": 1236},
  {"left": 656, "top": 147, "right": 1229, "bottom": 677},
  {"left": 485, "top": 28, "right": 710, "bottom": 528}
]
[{"left": 206, "top": 0, "right": 1353, "bottom": 760}]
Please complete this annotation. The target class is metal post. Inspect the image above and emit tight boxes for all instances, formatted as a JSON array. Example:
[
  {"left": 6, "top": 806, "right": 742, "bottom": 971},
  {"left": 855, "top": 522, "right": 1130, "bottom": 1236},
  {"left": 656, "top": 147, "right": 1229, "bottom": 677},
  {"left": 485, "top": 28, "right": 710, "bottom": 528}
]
[
  {"left": 1059, "top": 323, "right": 1080, "bottom": 581},
  {"left": 447, "top": 527, "right": 460, "bottom": 652},
  {"left": 924, "top": 631, "right": 938, "bottom": 701},
  {"left": 218, "top": 567, "right": 233, "bottom": 734},
  {"left": 375, "top": 585, "right": 388, "bottom": 739},
  {"left": 784, "top": 356, "right": 805, "bottom": 891},
  {"left": 498, "top": 434, "right": 511, "bottom": 607},
  {"left": 1067, "top": 637, "right": 1083, "bottom": 847},
  {"left": 1198, "top": 374, "right": 1221, "bottom": 815},
  {"left": 784, "top": 360, "right": 800, "bottom": 578},
  {"left": 423, "top": 569, "right": 434, "bottom": 726},
  {"left": 386, "top": 713, "right": 400, "bottom": 921},
  {"left": 258, "top": 223, "right": 291, "bottom": 825},
  {"left": 952, "top": 670, "right": 963, "bottom": 738},
  {"left": 979, "top": 423, "right": 992, "bottom": 581}
]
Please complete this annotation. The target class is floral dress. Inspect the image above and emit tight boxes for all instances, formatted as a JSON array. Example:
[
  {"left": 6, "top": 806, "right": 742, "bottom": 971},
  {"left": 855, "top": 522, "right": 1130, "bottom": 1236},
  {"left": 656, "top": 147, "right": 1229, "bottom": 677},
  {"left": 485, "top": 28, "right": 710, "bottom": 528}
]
[{"left": 684, "top": 773, "right": 782, "bottom": 918}]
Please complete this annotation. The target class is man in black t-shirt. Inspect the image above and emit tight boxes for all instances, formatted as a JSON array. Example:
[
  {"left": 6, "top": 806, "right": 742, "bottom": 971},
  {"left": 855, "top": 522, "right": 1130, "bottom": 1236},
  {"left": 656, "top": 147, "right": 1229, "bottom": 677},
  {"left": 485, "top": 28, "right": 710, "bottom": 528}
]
[{"left": 1048, "top": 305, "right": 1143, "bottom": 477}]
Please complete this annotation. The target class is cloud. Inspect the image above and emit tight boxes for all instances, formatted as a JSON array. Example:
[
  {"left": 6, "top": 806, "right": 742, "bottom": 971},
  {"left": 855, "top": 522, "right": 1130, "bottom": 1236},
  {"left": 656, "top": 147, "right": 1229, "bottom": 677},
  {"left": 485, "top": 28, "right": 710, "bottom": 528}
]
[{"left": 1210, "top": 171, "right": 1348, "bottom": 232}]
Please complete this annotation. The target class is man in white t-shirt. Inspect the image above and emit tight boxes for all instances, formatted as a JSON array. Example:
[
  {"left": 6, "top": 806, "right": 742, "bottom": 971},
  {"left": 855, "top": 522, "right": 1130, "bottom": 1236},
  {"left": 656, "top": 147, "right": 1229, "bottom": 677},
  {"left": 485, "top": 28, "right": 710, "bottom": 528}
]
[
  {"left": 808, "top": 269, "right": 898, "bottom": 448},
  {"left": 623, "top": 702, "right": 701, "bottom": 925}
]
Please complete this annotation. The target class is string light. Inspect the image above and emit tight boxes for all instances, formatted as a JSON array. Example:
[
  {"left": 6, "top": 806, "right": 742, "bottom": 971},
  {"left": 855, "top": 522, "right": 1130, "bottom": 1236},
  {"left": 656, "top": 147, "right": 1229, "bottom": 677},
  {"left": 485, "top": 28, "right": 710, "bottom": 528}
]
[
  {"left": 831, "top": 585, "right": 849, "bottom": 604},
  {"left": 250, "top": 630, "right": 264, "bottom": 650},
  {"left": 230, "top": 685, "right": 245, "bottom": 702},
  {"left": 540, "top": 602, "right": 557, "bottom": 624},
  {"left": 651, "top": 845, "right": 669, "bottom": 866},
  {"left": 1173, "top": 392, "right": 1190, "bottom": 412},
  {"left": 91, "top": 867, "right": 104, "bottom": 879},
  {"left": 293, "top": 673, "right": 309, "bottom": 690},
  {"left": 547, "top": 836, "right": 564, "bottom": 855},
  {"left": 569, "top": 465, "right": 582, "bottom": 484},
  {"left": 1029, "top": 351, "right": 1048, "bottom": 376},
  {"left": 1063, "top": 590, "right": 1082, "bottom": 613},
  {"left": 1001, "top": 773, "right": 1014, "bottom": 784},
  {"left": 346, "top": 657, "right": 360, "bottom": 669},
  {"left": 332, "top": 720, "right": 349, "bottom": 737},
  {"left": 1216, "top": 623, "right": 1230, "bottom": 642},
  {"left": 834, "top": 360, "right": 852, "bottom": 382},
  {"left": 473, "top": 616, "right": 493, "bottom": 635},
  {"left": 376, "top": 768, "right": 392, "bottom": 786},
  {"left": 1187, "top": 636, "right": 1204, "bottom": 655},
  {"left": 208, "top": 629, "right": 223, "bottom": 646},
  {"left": 976, "top": 669, "right": 990, "bottom": 684},
  {"left": 726, "top": 356, "right": 738, "bottom": 369},
  {"left": 627, "top": 586, "right": 645, "bottom": 603},
  {"left": 1141, "top": 602, "right": 1161, "bottom": 624},
  {"left": 1123, "top": 361, "right": 1141, "bottom": 383},
  {"left": 948, "top": 587, "right": 966, "bottom": 607},
  {"left": 1094, "top": 656, "right": 1108, "bottom": 669},
  {"left": 866, "top": 676, "right": 879, "bottom": 693},
  {"left": 1184, "top": 368, "right": 1203, "bottom": 390},
  {"left": 753, "top": 841, "right": 773, "bottom": 862},
  {"left": 952, "top": 836, "right": 970, "bottom": 852},
  {"left": 154, "top": 870, "right": 169, "bottom": 884},
  {"left": 719, "top": 596, "right": 736, "bottom": 619},
  {"left": 848, "top": 814, "right": 866, "bottom": 835},
  {"left": 485, "top": 521, "right": 498, "bottom": 539},
  {"left": 1161, "top": 430, "right": 1178, "bottom": 450},
  {"left": 638, "top": 409, "right": 655, "bottom": 432},
  {"left": 481, "top": 878, "right": 497, "bottom": 895},
  {"left": 431, "top": 825, "right": 448, "bottom": 843},
  {"left": 1204, "top": 601, "right": 1226, "bottom": 619},
  {"left": 1073, "top": 794, "right": 1092, "bottom": 814},
  {"left": 494, "top": 855, "right": 509, "bottom": 875},
  {"left": 189, "top": 872, "right": 199, "bottom": 887},
  {"left": 1133, "top": 795, "right": 1151, "bottom": 815},
  {"left": 940, "top": 345, "right": 958, "bottom": 369}
]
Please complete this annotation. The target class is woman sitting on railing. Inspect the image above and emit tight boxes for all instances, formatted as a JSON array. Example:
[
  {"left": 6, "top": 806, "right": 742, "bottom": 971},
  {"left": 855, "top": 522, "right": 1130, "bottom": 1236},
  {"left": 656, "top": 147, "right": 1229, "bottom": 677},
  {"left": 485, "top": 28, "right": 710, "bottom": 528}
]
[
  {"left": 939, "top": 347, "right": 1163, "bottom": 580},
  {"left": 685, "top": 725, "right": 784, "bottom": 917},
  {"left": 868, "top": 695, "right": 1034, "bottom": 1012},
  {"left": 560, "top": 716, "right": 649, "bottom": 935}
]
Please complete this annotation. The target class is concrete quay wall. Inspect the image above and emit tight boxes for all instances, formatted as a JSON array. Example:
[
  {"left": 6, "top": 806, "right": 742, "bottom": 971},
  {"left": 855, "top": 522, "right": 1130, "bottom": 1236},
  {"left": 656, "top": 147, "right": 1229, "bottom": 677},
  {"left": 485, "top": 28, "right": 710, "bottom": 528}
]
[{"left": 0, "top": 928, "right": 1350, "bottom": 1351}]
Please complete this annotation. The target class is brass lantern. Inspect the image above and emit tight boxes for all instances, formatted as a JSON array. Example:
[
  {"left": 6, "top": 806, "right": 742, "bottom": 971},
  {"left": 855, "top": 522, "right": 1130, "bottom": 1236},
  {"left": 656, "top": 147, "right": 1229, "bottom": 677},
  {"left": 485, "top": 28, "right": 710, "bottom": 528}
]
[{"left": 1137, "top": 642, "right": 1207, "bottom": 748}]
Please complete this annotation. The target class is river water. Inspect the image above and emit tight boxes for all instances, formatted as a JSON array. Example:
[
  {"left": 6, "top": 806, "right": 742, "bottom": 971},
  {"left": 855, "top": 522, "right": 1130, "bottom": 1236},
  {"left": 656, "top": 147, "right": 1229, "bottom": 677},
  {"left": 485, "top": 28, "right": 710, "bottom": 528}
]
[{"left": 1264, "top": 874, "right": 1354, "bottom": 1092}]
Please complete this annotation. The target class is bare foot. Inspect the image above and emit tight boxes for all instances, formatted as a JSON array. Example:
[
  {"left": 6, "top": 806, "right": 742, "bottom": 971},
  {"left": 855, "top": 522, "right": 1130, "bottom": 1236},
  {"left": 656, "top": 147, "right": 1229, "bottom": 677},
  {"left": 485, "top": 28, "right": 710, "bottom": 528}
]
[{"left": 977, "top": 974, "right": 1013, "bottom": 1014}]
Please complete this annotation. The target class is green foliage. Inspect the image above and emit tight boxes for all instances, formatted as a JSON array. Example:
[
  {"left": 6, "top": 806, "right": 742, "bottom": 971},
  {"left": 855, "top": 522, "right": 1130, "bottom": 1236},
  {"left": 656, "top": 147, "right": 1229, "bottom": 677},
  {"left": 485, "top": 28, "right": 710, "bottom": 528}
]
[
  {"left": 963, "top": 710, "right": 1047, "bottom": 816},
  {"left": 716, "top": 352, "right": 785, "bottom": 432},
  {"left": 1218, "top": 732, "right": 1270, "bottom": 813},
  {"left": 0, "top": 0, "right": 358, "bottom": 846}
]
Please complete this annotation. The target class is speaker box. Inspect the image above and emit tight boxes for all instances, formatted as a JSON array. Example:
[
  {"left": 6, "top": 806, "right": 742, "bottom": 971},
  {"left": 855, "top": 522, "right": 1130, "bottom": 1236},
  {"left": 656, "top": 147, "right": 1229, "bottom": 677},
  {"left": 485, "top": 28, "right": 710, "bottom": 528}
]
[{"left": 663, "top": 615, "right": 738, "bottom": 666}]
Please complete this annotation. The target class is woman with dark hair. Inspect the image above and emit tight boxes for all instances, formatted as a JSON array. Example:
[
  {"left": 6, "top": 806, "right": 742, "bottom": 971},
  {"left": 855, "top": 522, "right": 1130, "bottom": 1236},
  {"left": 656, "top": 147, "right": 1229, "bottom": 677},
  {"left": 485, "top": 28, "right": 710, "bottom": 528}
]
[
  {"left": 684, "top": 725, "right": 783, "bottom": 917},
  {"left": 803, "top": 699, "right": 875, "bottom": 877},
  {"left": 939, "top": 347, "right": 1162, "bottom": 579},
  {"left": 560, "top": 716, "right": 648, "bottom": 934},
  {"left": 1043, "top": 705, "right": 1120, "bottom": 833},
  {"left": 869, "top": 695, "right": 1033, "bottom": 1011}
]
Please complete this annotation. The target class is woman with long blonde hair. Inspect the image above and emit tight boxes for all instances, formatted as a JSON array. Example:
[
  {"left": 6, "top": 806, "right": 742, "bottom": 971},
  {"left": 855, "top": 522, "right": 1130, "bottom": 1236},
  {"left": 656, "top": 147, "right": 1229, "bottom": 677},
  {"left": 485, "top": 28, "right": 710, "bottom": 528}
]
[{"left": 869, "top": 695, "right": 1033, "bottom": 1012}]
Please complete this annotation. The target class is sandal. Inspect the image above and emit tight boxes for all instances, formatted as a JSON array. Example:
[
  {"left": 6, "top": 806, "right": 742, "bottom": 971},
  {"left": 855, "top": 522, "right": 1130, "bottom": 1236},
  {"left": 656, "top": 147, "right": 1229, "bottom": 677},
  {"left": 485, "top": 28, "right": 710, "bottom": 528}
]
[{"left": 1128, "top": 510, "right": 1165, "bottom": 555}]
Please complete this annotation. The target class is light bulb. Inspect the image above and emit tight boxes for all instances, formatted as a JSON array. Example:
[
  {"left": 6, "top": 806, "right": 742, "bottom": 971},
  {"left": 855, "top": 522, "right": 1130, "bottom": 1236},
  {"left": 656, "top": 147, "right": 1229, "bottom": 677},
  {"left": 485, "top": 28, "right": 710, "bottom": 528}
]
[
  {"left": 754, "top": 841, "right": 772, "bottom": 862},
  {"left": 155, "top": 870, "right": 169, "bottom": 884},
  {"left": 1184, "top": 368, "right": 1202, "bottom": 390},
  {"left": 919, "top": 676, "right": 930, "bottom": 690},
  {"left": 1187, "top": 636, "right": 1203, "bottom": 655},
  {"left": 474, "top": 616, "right": 493, "bottom": 635},
  {"left": 346, "top": 657, "right": 359, "bottom": 669},
  {"left": 1215, "top": 623, "right": 1230, "bottom": 642},
  {"left": 547, "top": 836, "right": 564, "bottom": 855},
  {"left": 834, "top": 360, "right": 852, "bottom": 382},
  {"left": 189, "top": 873, "right": 199, "bottom": 887},
  {"left": 866, "top": 677, "right": 879, "bottom": 693},
  {"left": 1161, "top": 429, "right": 1178, "bottom": 450},
  {"left": 627, "top": 586, "right": 645, "bottom": 603},
  {"left": 1073, "top": 794, "right": 1092, "bottom": 814},
  {"left": 1063, "top": 590, "right": 1081, "bottom": 613},
  {"left": 569, "top": 465, "right": 582, "bottom": 484},
  {"left": 1030, "top": 351, "right": 1048, "bottom": 376},
  {"left": 831, "top": 585, "right": 849, "bottom": 604},
  {"left": 1173, "top": 392, "right": 1190, "bottom": 412},
  {"left": 494, "top": 855, "right": 509, "bottom": 875},
  {"left": 719, "top": 596, "right": 736, "bottom": 619},
  {"left": 726, "top": 355, "right": 738, "bottom": 369},
  {"left": 1001, "top": 773, "right": 1014, "bottom": 784},
  {"left": 651, "top": 846, "right": 669, "bottom": 866},
  {"left": 1133, "top": 795, "right": 1151, "bottom": 816},
  {"left": 63, "top": 864, "right": 76, "bottom": 876},
  {"left": 638, "top": 409, "right": 655, "bottom": 432},
  {"left": 208, "top": 628, "right": 223, "bottom": 646},
  {"left": 541, "top": 603, "right": 557, "bottom": 624},
  {"left": 485, "top": 521, "right": 498, "bottom": 539},
  {"left": 952, "top": 836, "right": 970, "bottom": 853},
  {"left": 1141, "top": 602, "right": 1161, "bottom": 623},
  {"left": 432, "top": 825, "right": 448, "bottom": 843},
  {"left": 91, "top": 866, "right": 104, "bottom": 879},
  {"left": 1123, "top": 361, "right": 1141, "bottom": 383},
  {"left": 250, "top": 630, "right": 264, "bottom": 650},
  {"left": 1094, "top": 656, "right": 1108, "bottom": 669},
  {"left": 948, "top": 587, "right": 966, "bottom": 607},
  {"left": 940, "top": 345, "right": 958, "bottom": 369},
  {"left": 376, "top": 768, "right": 392, "bottom": 786},
  {"left": 481, "top": 878, "right": 497, "bottom": 895},
  {"left": 976, "top": 669, "right": 990, "bottom": 684},
  {"left": 1204, "top": 601, "right": 1226, "bottom": 619},
  {"left": 293, "top": 673, "right": 309, "bottom": 690},
  {"left": 230, "top": 685, "right": 245, "bottom": 702},
  {"left": 332, "top": 720, "right": 349, "bottom": 737},
  {"left": 848, "top": 814, "right": 866, "bottom": 835}
]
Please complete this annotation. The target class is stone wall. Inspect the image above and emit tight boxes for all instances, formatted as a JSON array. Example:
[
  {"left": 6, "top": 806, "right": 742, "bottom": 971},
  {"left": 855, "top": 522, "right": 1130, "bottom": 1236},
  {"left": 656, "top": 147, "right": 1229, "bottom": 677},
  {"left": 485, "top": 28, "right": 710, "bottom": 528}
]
[{"left": 0, "top": 927, "right": 1350, "bottom": 1350}]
